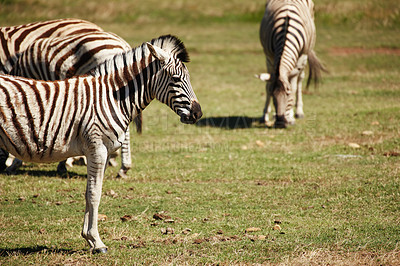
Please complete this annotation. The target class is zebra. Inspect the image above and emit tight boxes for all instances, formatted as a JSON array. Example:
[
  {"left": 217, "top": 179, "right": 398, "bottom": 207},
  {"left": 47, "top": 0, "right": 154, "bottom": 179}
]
[
  {"left": 0, "top": 18, "right": 103, "bottom": 73},
  {"left": 259, "top": 0, "right": 324, "bottom": 128},
  {"left": 0, "top": 19, "right": 141, "bottom": 177},
  {"left": 0, "top": 35, "right": 202, "bottom": 253}
]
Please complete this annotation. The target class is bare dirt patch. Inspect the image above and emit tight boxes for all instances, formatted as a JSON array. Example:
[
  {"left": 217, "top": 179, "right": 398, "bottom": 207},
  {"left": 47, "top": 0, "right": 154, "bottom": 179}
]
[{"left": 330, "top": 47, "right": 400, "bottom": 56}]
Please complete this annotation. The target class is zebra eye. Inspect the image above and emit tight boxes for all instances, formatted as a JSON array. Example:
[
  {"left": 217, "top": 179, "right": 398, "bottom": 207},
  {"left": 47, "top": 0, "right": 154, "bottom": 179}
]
[{"left": 171, "top": 76, "right": 180, "bottom": 83}]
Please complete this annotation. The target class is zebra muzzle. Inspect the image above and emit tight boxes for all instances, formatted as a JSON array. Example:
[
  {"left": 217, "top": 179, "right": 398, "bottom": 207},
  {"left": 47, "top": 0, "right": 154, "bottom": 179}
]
[
  {"left": 274, "top": 115, "right": 288, "bottom": 128},
  {"left": 180, "top": 100, "right": 202, "bottom": 124}
]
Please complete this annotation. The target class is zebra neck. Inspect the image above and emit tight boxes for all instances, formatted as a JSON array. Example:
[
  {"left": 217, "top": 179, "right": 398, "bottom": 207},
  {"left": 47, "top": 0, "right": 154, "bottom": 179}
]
[{"left": 106, "top": 59, "right": 159, "bottom": 123}]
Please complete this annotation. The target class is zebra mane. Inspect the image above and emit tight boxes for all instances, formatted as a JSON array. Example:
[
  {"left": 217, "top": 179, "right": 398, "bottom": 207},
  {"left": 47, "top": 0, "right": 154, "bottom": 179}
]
[
  {"left": 89, "top": 35, "right": 189, "bottom": 77},
  {"left": 150, "top": 35, "right": 190, "bottom": 63}
]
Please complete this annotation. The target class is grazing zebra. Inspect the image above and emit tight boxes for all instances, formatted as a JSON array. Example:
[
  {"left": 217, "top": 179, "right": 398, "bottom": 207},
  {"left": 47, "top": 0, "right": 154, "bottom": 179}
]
[
  {"left": 259, "top": 0, "right": 324, "bottom": 128},
  {"left": 0, "top": 19, "right": 141, "bottom": 177},
  {"left": 0, "top": 35, "right": 202, "bottom": 253}
]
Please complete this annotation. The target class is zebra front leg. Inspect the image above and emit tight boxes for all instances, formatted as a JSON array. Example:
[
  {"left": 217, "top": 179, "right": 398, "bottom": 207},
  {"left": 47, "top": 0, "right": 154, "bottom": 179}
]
[
  {"left": 294, "top": 55, "right": 308, "bottom": 119},
  {"left": 262, "top": 83, "right": 273, "bottom": 126},
  {"left": 117, "top": 126, "right": 132, "bottom": 178},
  {"left": 81, "top": 145, "right": 108, "bottom": 253},
  {"left": 295, "top": 69, "right": 305, "bottom": 119}
]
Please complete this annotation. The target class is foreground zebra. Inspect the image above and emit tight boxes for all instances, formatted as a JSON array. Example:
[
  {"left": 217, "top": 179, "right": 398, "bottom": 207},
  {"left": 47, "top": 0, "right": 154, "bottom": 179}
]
[
  {"left": 0, "top": 19, "right": 140, "bottom": 176},
  {"left": 259, "top": 0, "right": 324, "bottom": 128},
  {"left": 0, "top": 35, "right": 202, "bottom": 253}
]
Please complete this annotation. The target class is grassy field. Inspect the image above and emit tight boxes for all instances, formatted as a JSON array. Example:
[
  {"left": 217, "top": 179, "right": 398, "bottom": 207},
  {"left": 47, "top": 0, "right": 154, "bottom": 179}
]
[{"left": 1, "top": 0, "right": 400, "bottom": 264}]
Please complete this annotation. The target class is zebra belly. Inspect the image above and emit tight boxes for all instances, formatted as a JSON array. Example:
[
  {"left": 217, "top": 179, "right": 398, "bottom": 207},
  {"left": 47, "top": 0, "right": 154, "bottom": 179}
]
[{"left": 0, "top": 131, "right": 83, "bottom": 163}]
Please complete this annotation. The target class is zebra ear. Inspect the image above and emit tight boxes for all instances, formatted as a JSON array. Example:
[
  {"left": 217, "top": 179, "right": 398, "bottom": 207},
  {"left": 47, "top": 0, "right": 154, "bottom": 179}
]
[{"left": 146, "top": 42, "right": 170, "bottom": 63}]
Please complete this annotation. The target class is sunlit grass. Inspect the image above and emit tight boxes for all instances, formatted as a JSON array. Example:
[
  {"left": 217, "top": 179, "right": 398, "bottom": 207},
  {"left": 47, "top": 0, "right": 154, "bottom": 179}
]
[{"left": 1, "top": 0, "right": 400, "bottom": 264}]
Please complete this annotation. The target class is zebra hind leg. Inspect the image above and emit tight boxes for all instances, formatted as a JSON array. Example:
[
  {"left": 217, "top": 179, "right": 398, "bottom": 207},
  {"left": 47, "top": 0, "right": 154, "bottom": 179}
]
[
  {"left": 6, "top": 157, "right": 23, "bottom": 175},
  {"left": 117, "top": 127, "right": 132, "bottom": 178},
  {"left": 57, "top": 160, "right": 69, "bottom": 177}
]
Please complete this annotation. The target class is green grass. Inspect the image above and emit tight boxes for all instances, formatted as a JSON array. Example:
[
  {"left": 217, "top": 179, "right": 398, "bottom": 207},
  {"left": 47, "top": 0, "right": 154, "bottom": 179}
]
[{"left": 1, "top": 0, "right": 400, "bottom": 264}]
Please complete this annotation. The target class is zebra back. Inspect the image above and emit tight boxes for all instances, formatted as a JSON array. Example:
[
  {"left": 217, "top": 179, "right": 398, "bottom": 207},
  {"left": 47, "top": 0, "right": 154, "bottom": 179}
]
[
  {"left": 6, "top": 31, "right": 131, "bottom": 80},
  {"left": 0, "top": 18, "right": 103, "bottom": 74}
]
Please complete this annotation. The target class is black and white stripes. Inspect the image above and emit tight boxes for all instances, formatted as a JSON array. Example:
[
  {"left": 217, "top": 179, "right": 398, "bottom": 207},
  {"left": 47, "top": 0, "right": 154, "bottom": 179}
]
[
  {"left": 0, "top": 35, "right": 202, "bottom": 252},
  {"left": 0, "top": 19, "right": 140, "bottom": 176},
  {"left": 0, "top": 18, "right": 103, "bottom": 74},
  {"left": 259, "top": 0, "right": 324, "bottom": 128}
]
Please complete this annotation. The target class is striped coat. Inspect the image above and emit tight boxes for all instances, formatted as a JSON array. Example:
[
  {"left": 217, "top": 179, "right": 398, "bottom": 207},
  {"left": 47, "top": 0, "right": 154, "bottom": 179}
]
[
  {"left": 0, "top": 19, "right": 140, "bottom": 176},
  {"left": 0, "top": 35, "right": 202, "bottom": 253},
  {"left": 260, "top": 0, "right": 324, "bottom": 128},
  {"left": 0, "top": 18, "right": 103, "bottom": 74}
]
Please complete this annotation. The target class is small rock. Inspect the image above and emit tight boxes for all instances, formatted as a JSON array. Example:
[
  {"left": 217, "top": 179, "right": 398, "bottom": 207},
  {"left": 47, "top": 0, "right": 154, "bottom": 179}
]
[
  {"left": 98, "top": 214, "right": 108, "bottom": 221},
  {"left": 273, "top": 224, "right": 281, "bottom": 231},
  {"left": 255, "top": 140, "right": 265, "bottom": 147},
  {"left": 107, "top": 189, "right": 118, "bottom": 198},
  {"left": 182, "top": 228, "right": 192, "bottom": 235},
  {"left": 193, "top": 238, "right": 205, "bottom": 244},
  {"left": 362, "top": 130, "right": 373, "bottom": 136},
  {"left": 161, "top": 227, "right": 174, "bottom": 235},
  {"left": 348, "top": 143, "right": 360, "bottom": 149},
  {"left": 245, "top": 227, "right": 261, "bottom": 233},
  {"left": 257, "top": 235, "right": 267, "bottom": 240},
  {"left": 153, "top": 213, "right": 171, "bottom": 220},
  {"left": 120, "top": 215, "right": 133, "bottom": 222}
]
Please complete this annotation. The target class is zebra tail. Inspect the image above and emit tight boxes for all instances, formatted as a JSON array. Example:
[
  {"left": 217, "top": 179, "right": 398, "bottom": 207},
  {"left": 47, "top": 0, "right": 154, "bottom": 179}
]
[
  {"left": 133, "top": 113, "right": 143, "bottom": 134},
  {"left": 306, "top": 50, "right": 327, "bottom": 89}
]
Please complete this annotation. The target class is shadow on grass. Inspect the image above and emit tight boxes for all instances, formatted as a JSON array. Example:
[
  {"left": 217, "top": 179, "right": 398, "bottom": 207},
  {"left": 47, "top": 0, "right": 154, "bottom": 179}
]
[
  {"left": 3, "top": 169, "right": 86, "bottom": 179},
  {"left": 0, "top": 246, "right": 79, "bottom": 256},
  {"left": 196, "top": 116, "right": 266, "bottom": 129}
]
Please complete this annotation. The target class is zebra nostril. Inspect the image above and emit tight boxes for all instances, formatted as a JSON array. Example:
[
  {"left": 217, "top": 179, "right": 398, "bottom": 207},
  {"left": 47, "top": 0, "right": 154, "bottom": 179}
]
[{"left": 191, "top": 101, "right": 202, "bottom": 121}]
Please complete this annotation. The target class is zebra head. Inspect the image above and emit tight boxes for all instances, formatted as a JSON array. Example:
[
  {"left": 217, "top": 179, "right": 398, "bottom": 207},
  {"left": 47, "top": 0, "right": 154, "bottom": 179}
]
[
  {"left": 272, "top": 77, "right": 295, "bottom": 128},
  {"left": 147, "top": 38, "right": 202, "bottom": 124}
]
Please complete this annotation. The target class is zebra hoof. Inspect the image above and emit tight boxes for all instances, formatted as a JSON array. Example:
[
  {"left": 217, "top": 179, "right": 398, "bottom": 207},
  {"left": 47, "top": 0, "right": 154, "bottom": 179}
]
[
  {"left": 93, "top": 247, "right": 108, "bottom": 254},
  {"left": 295, "top": 113, "right": 304, "bottom": 119},
  {"left": 0, "top": 162, "right": 6, "bottom": 172},
  {"left": 57, "top": 161, "right": 68, "bottom": 176},
  {"left": 116, "top": 170, "right": 128, "bottom": 179}
]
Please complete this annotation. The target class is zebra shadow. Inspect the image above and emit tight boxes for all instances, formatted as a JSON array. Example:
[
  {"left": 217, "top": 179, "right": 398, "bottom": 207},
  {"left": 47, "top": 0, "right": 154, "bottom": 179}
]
[
  {"left": 0, "top": 246, "right": 79, "bottom": 257},
  {"left": 196, "top": 116, "right": 266, "bottom": 129},
  {"left": 4, "top": 169, "right": 86, "bottom": 179}
]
